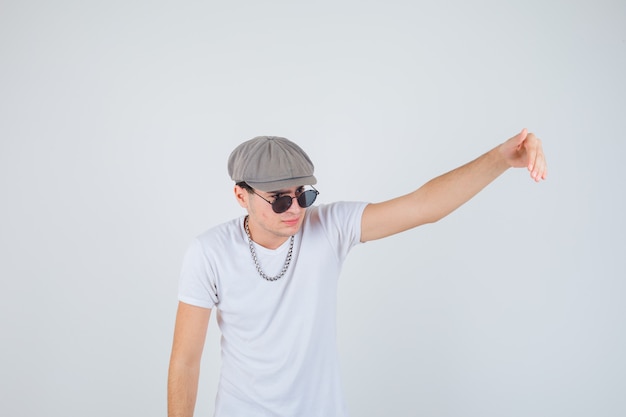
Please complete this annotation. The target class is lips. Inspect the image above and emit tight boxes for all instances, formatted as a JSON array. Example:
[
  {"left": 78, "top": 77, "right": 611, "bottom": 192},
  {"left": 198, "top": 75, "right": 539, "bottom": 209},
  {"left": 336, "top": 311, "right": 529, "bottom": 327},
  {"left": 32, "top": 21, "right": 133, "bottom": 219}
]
[{"left": 283, "top": 218, "right": 300, "bottom": 227}]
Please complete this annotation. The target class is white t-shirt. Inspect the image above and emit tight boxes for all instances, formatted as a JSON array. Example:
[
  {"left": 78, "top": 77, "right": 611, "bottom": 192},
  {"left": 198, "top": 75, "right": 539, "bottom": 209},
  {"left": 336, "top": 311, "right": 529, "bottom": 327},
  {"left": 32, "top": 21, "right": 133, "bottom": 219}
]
[{"left": 178, "top": 201, "right": 368, "bottom": 417}]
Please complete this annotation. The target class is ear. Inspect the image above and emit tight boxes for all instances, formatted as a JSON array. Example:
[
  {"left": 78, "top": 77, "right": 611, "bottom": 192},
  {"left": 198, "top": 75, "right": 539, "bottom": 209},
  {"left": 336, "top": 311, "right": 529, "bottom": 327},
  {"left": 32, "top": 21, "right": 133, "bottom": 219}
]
[{"left": 234, "top": 184, "right": 249, "bottom": 209}]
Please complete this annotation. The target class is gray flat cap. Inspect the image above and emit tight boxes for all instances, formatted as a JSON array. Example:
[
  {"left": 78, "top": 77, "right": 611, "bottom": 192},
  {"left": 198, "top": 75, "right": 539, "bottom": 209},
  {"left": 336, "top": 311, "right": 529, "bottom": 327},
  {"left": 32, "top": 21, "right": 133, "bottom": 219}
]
[{"left": 228, "top": 136, "right": 317, "bottom": 192}]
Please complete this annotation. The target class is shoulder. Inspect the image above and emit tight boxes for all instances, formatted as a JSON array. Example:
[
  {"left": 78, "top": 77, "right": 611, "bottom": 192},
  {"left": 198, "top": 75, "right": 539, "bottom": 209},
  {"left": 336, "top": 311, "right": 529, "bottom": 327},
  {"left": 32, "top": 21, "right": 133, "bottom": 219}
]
[
  {"left": 191, "top": 216, "right": 246, "bottom": 255},
  {"left": 307, "top": 201, "right": 369, "bottom": 223},
  {"left": 196, "top": 216, "right": 244, "bottom": 241},
  {"left": 304, "top": 201, "right": 368, "bottom": 237}
]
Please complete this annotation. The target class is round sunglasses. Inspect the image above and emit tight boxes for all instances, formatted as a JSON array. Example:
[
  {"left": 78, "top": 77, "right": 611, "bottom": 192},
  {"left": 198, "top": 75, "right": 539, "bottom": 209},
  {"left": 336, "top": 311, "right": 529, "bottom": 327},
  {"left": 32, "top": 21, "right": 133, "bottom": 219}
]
[{"left": 252, "top": 187, "right": 319, "bottom": 213}]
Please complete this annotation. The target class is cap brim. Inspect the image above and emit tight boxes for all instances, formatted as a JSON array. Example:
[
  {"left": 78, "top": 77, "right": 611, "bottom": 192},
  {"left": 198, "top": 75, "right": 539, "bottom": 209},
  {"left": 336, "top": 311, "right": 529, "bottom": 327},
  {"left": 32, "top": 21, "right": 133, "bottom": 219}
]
[{"left": 247, "top": 175, "right": 317, "bottom": 192}]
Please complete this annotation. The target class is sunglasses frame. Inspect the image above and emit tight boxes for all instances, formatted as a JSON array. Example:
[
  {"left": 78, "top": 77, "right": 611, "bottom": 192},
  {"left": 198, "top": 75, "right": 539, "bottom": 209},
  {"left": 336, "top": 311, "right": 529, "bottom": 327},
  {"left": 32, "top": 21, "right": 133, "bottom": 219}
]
[{"left": 252, "top": 186, "right": 319, "bottom": 213}]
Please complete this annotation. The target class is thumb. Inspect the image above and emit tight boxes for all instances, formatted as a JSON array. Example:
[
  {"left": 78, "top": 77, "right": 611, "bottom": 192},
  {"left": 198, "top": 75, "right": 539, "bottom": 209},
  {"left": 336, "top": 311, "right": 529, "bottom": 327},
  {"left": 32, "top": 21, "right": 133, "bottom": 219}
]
[{"left": 513, "top": 128, "right": 528, "bottom": 149}]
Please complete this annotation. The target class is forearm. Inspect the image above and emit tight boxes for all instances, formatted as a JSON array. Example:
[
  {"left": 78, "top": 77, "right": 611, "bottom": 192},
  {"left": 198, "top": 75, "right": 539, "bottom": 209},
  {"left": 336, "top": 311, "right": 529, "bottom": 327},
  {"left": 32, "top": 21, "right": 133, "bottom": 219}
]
[
  {"left": 411, "top": 145, "right": 509, "bottom": 224},
  {"left": 167, "top": 360, "right": 201, "bottom": 417},
  {"left": 168, "top": 302, "right": 211, "bottom": 417},
  {"left": 361, "top": 144, "right": 511, "bottom": 241}
]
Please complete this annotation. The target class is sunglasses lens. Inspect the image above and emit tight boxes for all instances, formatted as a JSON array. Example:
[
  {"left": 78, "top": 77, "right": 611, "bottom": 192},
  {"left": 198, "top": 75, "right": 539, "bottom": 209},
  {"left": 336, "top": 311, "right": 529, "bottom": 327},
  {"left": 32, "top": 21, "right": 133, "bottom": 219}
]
[
  {"left": 270, "top": 189, "right": 318, "bottom": 213},
  {"left": 272, "top": 196, "right": 293, "bottom": 213},
  {"left": 297, "top": 190, "right": 318, "bottom": 208}
]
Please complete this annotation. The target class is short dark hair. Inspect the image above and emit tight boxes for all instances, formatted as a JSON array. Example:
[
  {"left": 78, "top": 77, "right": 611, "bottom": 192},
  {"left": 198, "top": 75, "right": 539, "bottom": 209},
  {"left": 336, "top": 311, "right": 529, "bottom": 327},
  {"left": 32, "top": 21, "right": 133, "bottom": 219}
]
[{"left": 236, "top": 181, "right": 253, "bottom": 193}]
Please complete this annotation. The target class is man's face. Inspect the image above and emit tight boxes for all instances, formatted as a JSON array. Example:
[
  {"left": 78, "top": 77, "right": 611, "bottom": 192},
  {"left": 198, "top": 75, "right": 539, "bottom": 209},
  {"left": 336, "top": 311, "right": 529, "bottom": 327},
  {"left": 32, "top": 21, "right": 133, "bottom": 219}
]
[{"left": 235, "top": 185, "right": 307, "bottom": 249}]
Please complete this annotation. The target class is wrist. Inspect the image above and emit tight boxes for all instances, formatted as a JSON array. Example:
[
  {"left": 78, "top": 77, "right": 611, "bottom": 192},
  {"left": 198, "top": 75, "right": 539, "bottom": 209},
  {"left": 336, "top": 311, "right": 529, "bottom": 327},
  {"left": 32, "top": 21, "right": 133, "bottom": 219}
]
[{"left": 490, "top": 145, "right": 512, "bottom": 172}]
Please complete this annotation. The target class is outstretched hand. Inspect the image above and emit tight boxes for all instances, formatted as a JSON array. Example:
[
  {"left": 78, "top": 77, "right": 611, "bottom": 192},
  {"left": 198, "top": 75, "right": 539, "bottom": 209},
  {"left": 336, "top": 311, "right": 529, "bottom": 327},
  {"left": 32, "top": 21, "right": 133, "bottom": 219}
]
[{"left": 499, "top": 128, "right": 547, "bottom": 182}]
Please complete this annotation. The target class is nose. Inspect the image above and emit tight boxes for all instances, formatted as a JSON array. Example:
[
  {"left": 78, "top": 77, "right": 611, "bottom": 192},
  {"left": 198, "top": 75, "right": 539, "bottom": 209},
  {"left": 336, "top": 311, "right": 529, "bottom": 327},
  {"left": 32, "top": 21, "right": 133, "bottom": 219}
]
[{"left": 285, "top": 195, "right": 303, "bottom": 214}]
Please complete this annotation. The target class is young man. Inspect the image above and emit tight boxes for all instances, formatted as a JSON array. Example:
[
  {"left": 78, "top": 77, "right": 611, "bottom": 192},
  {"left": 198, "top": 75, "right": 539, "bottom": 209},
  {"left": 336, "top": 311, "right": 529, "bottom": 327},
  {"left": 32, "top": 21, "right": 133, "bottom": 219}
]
[{"left": 168, "top": 130, "right": 547, "bottom": 417}]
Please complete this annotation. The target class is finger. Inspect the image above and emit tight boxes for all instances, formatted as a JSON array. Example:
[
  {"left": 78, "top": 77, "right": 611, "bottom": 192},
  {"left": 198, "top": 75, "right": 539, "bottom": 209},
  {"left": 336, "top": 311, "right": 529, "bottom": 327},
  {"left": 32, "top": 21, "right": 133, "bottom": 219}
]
[
  {"left": 524, "top": 133, "right": 538, "bottom": 172},
  {"left": 513, "top": 128, "right": 528, "bottom": 149},
  {"left": 530, "top": 159, "right": 539, "bottom": 180},
  {"left": 529, "top": 140, "right": 547, "bottom": 181},
  {"left": 531, "top": 152, "right": 543, "bottom": 181}
]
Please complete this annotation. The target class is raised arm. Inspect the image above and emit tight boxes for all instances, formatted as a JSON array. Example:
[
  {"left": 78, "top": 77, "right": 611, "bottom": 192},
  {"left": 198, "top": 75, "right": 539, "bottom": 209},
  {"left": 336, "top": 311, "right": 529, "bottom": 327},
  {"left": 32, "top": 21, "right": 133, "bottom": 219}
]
[
  {"left": 361, "top": 129, "right": 547, "bottom": 242},
  {"left": 168, "top": 302, "right": 211, "bottom": 417}
]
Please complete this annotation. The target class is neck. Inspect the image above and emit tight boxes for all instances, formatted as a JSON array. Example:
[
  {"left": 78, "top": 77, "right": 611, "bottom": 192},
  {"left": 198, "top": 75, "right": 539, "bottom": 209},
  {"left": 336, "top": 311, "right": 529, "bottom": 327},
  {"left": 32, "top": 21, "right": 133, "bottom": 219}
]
[{"left": 244, "top": 216, "right": 290, "bottom": 250}]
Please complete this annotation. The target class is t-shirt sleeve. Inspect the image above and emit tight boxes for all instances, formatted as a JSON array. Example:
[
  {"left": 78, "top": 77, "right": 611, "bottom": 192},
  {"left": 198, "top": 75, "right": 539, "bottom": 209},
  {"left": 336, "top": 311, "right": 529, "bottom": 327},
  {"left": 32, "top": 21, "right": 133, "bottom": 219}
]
[
  {"left": 316, "top": 201, "right": 368, "bottom": 261},
  {"left": 177, "top": 238, "right": 219, "bottom": 308}
]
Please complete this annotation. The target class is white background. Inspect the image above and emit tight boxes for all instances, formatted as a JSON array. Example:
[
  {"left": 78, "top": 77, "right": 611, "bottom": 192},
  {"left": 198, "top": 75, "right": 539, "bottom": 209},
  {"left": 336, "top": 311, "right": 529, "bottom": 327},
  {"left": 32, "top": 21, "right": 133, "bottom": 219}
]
[{"left": 1, "top": 1, "right": 624, "bottom": 416}]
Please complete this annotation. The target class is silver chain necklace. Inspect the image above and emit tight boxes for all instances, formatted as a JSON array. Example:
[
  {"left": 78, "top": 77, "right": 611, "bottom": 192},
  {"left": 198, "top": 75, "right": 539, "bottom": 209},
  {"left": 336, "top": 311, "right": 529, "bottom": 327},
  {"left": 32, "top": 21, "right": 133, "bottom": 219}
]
[{"left": 244, "top": 216, "right": 294, "bottom": 281}]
